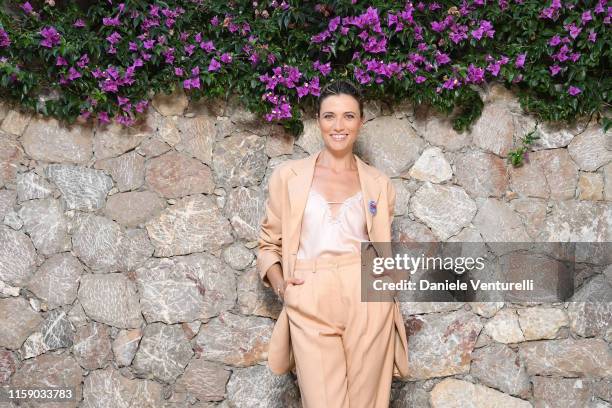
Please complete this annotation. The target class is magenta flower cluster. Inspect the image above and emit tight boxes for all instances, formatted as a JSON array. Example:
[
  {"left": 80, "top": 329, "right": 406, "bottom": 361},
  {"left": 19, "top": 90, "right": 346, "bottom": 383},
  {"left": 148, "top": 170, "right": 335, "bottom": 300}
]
[{"left": 0, "top": 0, "right": 607, "bottom": 129}]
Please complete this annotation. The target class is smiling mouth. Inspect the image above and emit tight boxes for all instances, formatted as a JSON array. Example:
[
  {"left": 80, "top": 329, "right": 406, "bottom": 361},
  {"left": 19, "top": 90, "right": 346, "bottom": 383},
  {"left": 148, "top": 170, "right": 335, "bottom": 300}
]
[{"left": 331, "top": 134, "right": 348, "bottom": 141}]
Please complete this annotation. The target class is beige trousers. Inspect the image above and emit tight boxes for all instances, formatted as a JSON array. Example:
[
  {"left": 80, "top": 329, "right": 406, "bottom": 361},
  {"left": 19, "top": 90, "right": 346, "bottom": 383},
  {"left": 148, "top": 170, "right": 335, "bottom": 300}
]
[{"left": 285, "top": 253, "right": 395, "bottom": 408}]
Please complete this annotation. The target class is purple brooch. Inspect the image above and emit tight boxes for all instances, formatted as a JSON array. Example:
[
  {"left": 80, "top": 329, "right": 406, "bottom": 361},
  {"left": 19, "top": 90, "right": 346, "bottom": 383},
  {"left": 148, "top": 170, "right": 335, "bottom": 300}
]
[{"left": 368, "top": 199, "right": 377, "bottom": 215}]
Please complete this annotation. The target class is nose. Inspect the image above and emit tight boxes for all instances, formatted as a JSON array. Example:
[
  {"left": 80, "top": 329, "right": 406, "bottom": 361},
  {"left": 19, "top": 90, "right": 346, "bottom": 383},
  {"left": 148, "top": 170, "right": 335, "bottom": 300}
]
[{"left": 333, "top": 118, "right": 345, "bottom": 132}]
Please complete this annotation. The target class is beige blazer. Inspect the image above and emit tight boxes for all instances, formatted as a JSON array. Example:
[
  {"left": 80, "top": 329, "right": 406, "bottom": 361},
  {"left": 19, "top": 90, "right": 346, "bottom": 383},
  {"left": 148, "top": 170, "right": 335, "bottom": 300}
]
[{"left": 257, "top": 149, "right": 409, "bottom": 379}]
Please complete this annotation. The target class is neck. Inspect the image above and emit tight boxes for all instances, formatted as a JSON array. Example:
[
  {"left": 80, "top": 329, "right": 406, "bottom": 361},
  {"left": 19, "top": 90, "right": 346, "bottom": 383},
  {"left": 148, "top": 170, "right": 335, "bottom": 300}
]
[{"left": 317, "top": 148, "right": 357, "bottom": 171}]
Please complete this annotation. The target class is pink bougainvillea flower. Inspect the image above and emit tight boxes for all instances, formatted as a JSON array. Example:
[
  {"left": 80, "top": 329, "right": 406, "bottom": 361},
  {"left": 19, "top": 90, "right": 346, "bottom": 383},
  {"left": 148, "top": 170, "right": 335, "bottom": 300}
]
[
  {"left": 200, "top": 40, "right": 215, "bottom": 53},
  {"left": 467, "top": 64, "right": 485, "bottom": 83},
  {"left": 208, "top": 58, "right": 221, "bottom": 72},
  {"left": 220, "top": 53, "right": 232, "bottom": 63},
  {"left": 103, "top": 15, "right": 121, "bottom": 26},
  {"left": 581, "top": 10, "right": 592, "bottom": 25},
  {"left": 40, "top": 26, "right": 61, "bottom": 48},
  {"left": 174, "top": 67, "right": 184, "bottom": 76},
  {"left": 135, "top": 100, "right": 149, "bottom": 113},
  {"left": 73, "top": 18, "right": 85, "bottom": 28},
  {"left": 588, "top": 30, "right": 597, "bottom": 42},
  {"left": 106, "top": 31, "right": 122, "bottom": 45},
  {"left": 515, "top": 53, "right": 526, "bottom": 68},
  {"left": 549, "top": 64, "right": 562, "bottom": 76},
  {"left": 0, "top": 29, "right": 10, "bottom": 48},
  {"left": 77, "top": 53, "right": 89, "bottom": 69},
  {"left": 98, "top": 111, "right": 110, "bottom": 124},
  {"left": 67, "top": 67, "right": 81, "bottom": 81},
  {"left": 564, "top": 23, "right": 582, "bottom": 39},
  {"left": 568, "top": 86, "right": 581, "bottom": 95},
  {"left": 313, "top": 60, "right": 332, "bottom": 76},
  {"left": 184, "top": 44, "right": 196, "bottom": 56},
  {"left": 20, "top": 2, "right": 33, "bottom": 14},
  {"left": 56, "top": 56, "right": 67, "bottom": 66}
]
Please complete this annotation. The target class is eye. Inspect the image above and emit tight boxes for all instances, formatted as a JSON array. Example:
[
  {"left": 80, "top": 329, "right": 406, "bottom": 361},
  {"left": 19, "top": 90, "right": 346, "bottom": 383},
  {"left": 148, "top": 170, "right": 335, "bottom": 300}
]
[{"left": 346, "top": 114, "right": 355, "bottom": 119}]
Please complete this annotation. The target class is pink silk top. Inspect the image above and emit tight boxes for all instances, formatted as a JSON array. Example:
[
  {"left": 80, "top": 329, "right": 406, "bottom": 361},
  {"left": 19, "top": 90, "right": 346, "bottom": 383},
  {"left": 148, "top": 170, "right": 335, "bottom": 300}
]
[{"left": 296, "top": 189, "right": 369, "bottom": 260}]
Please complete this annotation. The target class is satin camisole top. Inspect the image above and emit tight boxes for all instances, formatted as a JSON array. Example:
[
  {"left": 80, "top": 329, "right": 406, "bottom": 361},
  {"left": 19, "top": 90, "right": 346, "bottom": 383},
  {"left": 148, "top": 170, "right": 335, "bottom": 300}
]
[{"left": 296, "top": 189, "right": 369, "bottom": 260}]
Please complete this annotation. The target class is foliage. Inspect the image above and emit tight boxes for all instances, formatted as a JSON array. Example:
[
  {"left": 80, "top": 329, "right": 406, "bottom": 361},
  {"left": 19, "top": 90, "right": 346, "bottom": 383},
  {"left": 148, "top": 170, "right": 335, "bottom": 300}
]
[
  {"left": 0, "top": 0, "right": 609, "bottom": 135},
  {"left": 507, "top": 127, "right": 540, "bottom": 167}
]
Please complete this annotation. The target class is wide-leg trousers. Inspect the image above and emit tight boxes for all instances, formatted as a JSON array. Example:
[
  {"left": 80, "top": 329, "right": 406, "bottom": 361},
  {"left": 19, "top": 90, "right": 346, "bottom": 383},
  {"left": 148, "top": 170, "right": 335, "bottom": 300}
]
[{"left": 284, "top": 252, "right": 396, "bottom": 408}]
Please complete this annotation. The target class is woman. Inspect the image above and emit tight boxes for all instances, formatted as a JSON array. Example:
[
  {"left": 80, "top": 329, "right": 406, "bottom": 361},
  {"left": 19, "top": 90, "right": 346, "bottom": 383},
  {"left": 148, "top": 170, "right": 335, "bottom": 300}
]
[{"left": 257, "top": 79, "right": 409, "bottom": 408}]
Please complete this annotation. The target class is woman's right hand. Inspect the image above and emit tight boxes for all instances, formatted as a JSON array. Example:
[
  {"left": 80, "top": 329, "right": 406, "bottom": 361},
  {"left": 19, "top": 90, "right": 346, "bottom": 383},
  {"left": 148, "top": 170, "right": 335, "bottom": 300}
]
[{"left": 277, "top": 277, "right": 304, "bottom": 302}]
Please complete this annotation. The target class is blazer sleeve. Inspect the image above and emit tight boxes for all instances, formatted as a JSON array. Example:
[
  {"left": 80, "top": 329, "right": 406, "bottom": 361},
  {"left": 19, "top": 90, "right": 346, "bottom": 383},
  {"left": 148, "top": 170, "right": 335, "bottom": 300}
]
[{"left": 257, "top": 166, "right": 284, "bottom": 288}]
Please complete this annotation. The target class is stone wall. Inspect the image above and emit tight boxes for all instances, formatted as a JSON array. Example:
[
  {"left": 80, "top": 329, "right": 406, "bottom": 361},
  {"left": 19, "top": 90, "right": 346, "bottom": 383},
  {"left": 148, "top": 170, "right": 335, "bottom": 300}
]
[{"left": 0, "top": 81, "right": 610, "bottom": 408}]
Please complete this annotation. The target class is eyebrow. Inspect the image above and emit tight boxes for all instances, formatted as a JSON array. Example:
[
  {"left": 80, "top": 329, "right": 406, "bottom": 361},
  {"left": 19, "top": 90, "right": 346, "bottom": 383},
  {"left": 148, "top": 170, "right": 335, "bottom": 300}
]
[{"left": 321, "top": 111, "right": 357, "bottom": 115}]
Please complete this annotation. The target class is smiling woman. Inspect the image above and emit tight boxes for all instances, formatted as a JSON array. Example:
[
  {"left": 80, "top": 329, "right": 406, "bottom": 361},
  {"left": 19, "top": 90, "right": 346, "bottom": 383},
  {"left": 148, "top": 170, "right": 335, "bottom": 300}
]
[{"left": 258, "top": 79, "right": 409, "bottom": 408}]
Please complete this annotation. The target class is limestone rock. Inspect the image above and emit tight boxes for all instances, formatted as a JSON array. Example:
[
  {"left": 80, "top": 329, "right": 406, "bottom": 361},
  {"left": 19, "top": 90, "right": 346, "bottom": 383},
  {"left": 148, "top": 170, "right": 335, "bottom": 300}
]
[
  {"left": 132, "top": 322, "right": 194, "bottom": 382},
  {"left": 357, "top": 116, "right": 426, "bottom": 177},
  {"left": 0, "top": 189, "right": 16, "bottom": 219},
  {"left": 94, "top": 122, "right": 147, "bottom": 160},
  {"left": 77, "top": 273, "right": 143, "bottom": 329},
  {"left": 538, "top": 201, "right": 610, "bottom": 241},
  {"left": 17, "top": 198, "right": 71, "bottom": 255},
  {"left": 104, "top": 190, "right": 165, "bottom": 227},
  {"left": 578, "top": 172, "right": 604, "bottom": 200},
  {"left": 145, "top": 151, "right": 215, "bottom": 198},
  {"left": 472, "top": 199, "right": 530, "bottom": 242},
  {"left": 175, "top": 359, "right": 230, "bottom": 402},
  {"left": 94, "top": 150, "right": 145, "bottom": 192},
  {"left": 517, "top": 307, "right": 568, "bottom": 340},
  {"left": 0, "top": 135, "right": 24, "bottom": 188},
  {"left": 470, "top": 343, "right": 530, "bottom": 398},
  {"left": 1, "top": 109, "right": 31, "bottom": 136},
  {"left": 430, "top": 378, "right": 531, "bottom": 408},
  {"left": 533, "top": 148, "right": 579, "bottom": 200},
  {"left": 484, "top": 308, "right": 525, "bottom": 344},
  {"left": 224, "top": 186, "right": 266, "bottom": 241},
  {"left": 81, "top": 366, "right": 163, "bottom": 408},
  {"left": 0, "top": 225, "right": 37, "bottom": 286},
  {"left": 16, "top": 171, "right": 53, "bottom": 201},
  {"left": 145, "top": 194, "right": 234, "bottom": 256},
  {"left": 213, "top": 132, "right": 267, "bottom": 187},
  {"left": 112, "top": 328, "right": 142, "bottom": 367},
  {"left": 567, "top": 274, "right": 612, "bottom": 338},
  {"left": 237, "top": 266, "right": 282, "bottom": 318},
  {"left": 471, "top": 102, "right": 516, "bottom": 157},
  {"left": 135, "top": 254, "right": 236, "bottom": 324},
  {"left": 392, "top": 218, "right": 437, "bottom": 243},
  {"left": 454, "top": 150, "right": 508, "bottom": 197},
  {"left": 222, "top": 244, "right": 255, "bottom": 270},
  {"left": 10, "top": 353, "right": 83, "bottom": 408},
  {"left": 533, "top": 376, "right": 595, "bottom": 408},
  {"left": 73, "top": 322, "right": 112, "bottom": 370},
  {"left": 152, "top": 86, "right": 189, "bottom": 116},
  {"left": 175, "top": 115, "right": 215, "bottom": 165},
  {"left": 226, "top": 364, "right": 301, "bottom": 408},
  {"left": 519, "top": 338, "right": 612, "bottom": 377},
  {"left": 405, "top": 309, "right": 482, "bottom": 380},
  {"left": 408, "top": 147, "right": 452, "bottom": 183},
  {"left": 295, "top": 119, "right": 324, "bottom": 155},
  {"left": 195, "top": 312, "right": 273, "bottom": 367},
  {"left": 568, "top": 122, "right": 612, "bottom": 171},
  {"left": 265, "top": 125, "right": 294, "bottom": 157},
  {"left": 22, "top": 116, "right": 92, "bottom": 164},
  {"left": 411, "top": 183, "right": 477, "bottom": 240},
  {"left": 44, "top": 164, "right": 113, "bottom": 211},
  {"left": 603, "top": 163, "right": 612, "bottom": 201},
  {"left": 20, "top": 307, "right": 74, "bottom": 359},
  {"left": 414, "top": 105, "right": 472, "bottom": 151}
]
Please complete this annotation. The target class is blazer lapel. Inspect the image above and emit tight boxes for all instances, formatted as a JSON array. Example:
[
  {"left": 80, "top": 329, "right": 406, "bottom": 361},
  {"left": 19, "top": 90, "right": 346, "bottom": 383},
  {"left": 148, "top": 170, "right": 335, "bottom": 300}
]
[
  {"left": 287, "top": 151, "right": 321, "bottom": 256},
  {"left": 355, "top": 154, "right": 381, "bottom": 238}
]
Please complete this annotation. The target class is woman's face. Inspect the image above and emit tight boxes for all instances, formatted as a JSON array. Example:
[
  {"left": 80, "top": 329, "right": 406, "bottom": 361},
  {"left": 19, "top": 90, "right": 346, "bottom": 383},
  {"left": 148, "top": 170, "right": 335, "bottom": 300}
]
[{"left": 317, "top": 93, "right": 364, "bottom": 154}]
